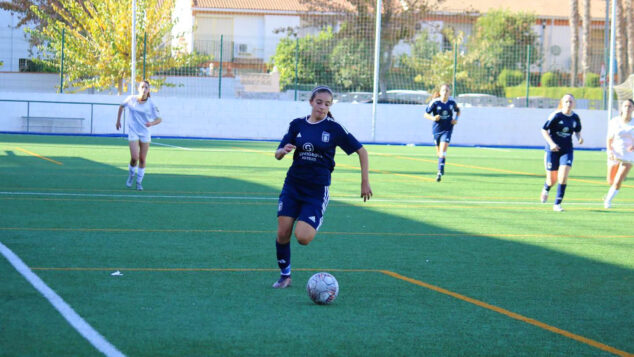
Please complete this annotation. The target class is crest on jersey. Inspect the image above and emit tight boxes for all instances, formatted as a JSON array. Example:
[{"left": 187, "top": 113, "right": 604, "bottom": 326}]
[
  {"left": 303, "top": 142, "right": 314, "bottom": 152},
  {"left": 559, "top": 120, "right": 564, "bottom": 124},
  {"left": 562, "top": 127, "right": 569, "bottom": 133},
  {"left": 322, "top": 131, "right": 330, "bottom": 142}
]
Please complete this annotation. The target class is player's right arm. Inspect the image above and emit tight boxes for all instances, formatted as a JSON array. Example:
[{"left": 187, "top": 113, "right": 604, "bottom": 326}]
[
  {"left": 541, "top": 114, "right": 559, "bottom": 151},
  {"left": 424, "top": 102, "right": 440, "bottom": 122},
  {"left": 606, "top": 122, "right": 616, "bottom": 159},
  {"left": 276, "top": 144, "right": 296, "bottom": 160},
  {"left": 541, "top": 129, "right": 559, "bottom": 152},
  {"left": 115, "top": 105, "right": 124, "bottom": 130},
  {"left": 275, "top": 120, "right": 298, "bottom": 160}
]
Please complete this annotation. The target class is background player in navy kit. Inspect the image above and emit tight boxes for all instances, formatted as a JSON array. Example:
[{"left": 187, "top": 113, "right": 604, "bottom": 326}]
[
  {"left": 272, "top": 86, "right": 372, "bottom": 288},
  {"left": 540, "top": 94, "right": 583, "bottom": 212},
  {"left": 424, "top": 84, "right": 460, "bottom": 181}
]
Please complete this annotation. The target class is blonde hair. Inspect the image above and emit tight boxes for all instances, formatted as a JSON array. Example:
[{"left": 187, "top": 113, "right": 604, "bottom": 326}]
[{"left": 556, "top": 93, "right": 574, "bottom": 110}]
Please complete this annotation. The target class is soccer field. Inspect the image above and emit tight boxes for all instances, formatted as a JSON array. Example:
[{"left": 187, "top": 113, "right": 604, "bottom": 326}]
[{"left": 0, "top": 134, "right": 632, "bottom": 356}]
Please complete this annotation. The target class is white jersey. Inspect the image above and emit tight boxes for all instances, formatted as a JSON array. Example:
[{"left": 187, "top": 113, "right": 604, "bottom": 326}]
[
  {"left": 121, "top": 96, "right": 159, "bottom": 137},
  {"left": 607, "top": 117, "right": 634, "bottom": 163}
]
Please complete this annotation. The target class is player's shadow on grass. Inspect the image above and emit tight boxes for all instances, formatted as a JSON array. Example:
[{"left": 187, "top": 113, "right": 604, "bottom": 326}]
[{"left": 2, "top": 149, "right": 631, "bottom": 355}]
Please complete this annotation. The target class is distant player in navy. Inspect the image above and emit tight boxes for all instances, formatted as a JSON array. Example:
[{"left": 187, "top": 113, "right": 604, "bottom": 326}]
[
  {"left": 272, "top": 86, "right": 372, "bottom": 288},
  {"left": 424, "top": 83, "right": 460, "bottom": 181},
  {"left": 116, "top": 80, "right": 162, "bottom": 191},
  {"left": 540, "top": 94, "right": 583, "bottom": 212}
]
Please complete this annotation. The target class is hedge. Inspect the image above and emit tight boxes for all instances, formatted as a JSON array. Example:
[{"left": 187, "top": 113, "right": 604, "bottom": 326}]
[{"left": 504, "top": 86, "right": 609, "bottom": 100}]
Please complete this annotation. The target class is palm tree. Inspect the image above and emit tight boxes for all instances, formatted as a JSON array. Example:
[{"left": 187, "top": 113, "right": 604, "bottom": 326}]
[
  {"left": 569, "top": 0, "right": 580, "bottom": 86},
  {"left": 626, "top": 0, "right": 634, "bottom": 75},
  {"left": 616, "top": 0, "right": 627, "bottom": 82},
  {"left": 581, "top": 0, "right": 590, "bottom": 86}
]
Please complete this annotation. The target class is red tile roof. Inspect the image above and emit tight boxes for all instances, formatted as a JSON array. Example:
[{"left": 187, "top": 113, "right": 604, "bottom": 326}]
[{"left": 193, "top": 0, "right": 607, "bottom": 19}]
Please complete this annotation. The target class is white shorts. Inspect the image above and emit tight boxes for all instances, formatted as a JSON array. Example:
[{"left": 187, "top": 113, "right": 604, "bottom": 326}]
[
  {"left": 612, "top": 149, "right": 634, "bottom": 164},
  {"left": 128, "top": 131, "right": 151, "bottom": 143}
]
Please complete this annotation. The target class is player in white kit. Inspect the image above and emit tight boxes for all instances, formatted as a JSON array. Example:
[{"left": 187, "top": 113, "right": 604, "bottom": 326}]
[
  {"left": 115, "top": 80, "right": 162, "bottom": 191},
  {"left": 604, "top": 99, "right": 634, "bottom": 208}
]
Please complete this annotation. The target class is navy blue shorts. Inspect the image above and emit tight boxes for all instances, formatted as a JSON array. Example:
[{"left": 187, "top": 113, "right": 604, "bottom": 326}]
[
  {"left": 544, "top": 150, "right": 574, "bottom": 171},
  {"left": 433, "top": 130, "right": 453, "bottom": 146},
  {"left": 277, "top": 179, "right": 330, "bottom": 231}
]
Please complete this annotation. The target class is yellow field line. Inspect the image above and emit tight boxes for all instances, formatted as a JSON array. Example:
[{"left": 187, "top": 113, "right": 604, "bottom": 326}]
[
  {"left": 337, "top": 162, "right": 436, "bottom": 182},
  {"left": 27, "top": 265, "right": 631, "bottom": 355},
  {"left": 380, "top": 270, "right": 632, "bottom": 357},
  {"left": 4, "top": 196, "right": 633, "bottom": 212},
  {"left": 15, "top": 147, "right": 63, "bottom": 165},
  {"left": 372, "top": 152, "right": 634, "bottom": 188},
  {"left": 2, "top": 227, "right": 632, "bottom": 239}
]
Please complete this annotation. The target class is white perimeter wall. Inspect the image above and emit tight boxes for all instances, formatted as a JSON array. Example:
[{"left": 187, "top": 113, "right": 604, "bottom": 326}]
[{"left": 0, "top": 91, "right": 610, "bottom": 149}]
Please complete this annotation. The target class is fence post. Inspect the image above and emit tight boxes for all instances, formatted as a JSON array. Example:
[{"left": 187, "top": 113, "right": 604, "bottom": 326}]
[
  {"left": 294, "top": 38, "right": 299, "bottom": 101},
  {"left": 218, "top": 35, "right": 223, "bottom": 99},
  {"left": 26, "top": 101, "right": 30, "bottom": 132},
  {"left": 452, "top": 42, "right": 457, "bottom": 96},
  {"left": 60, "top": 28, "right": 65, "bottom": 94},
  {"left": 525, "top": 44, "right": 531, "bottom": 108},
  {"left": 143, "top": 32, "right": 147, "bottom": 80}
]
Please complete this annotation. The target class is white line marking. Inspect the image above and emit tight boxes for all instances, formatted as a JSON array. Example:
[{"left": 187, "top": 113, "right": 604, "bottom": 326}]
[
  {"left": 151, "top": 142, "right": 192, "bottom": 150},
  {"left": 0, "top": 191, "right": 628, "bottom": 207},
  {"left": 475, "top": 146, "right": 511, "bottom": 152},
  {"left": 0, "top": 241, "right": 125, "bottom": 357}
]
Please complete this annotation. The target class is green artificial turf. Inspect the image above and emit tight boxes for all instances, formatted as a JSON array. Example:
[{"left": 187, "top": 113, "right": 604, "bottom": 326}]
[{"left": 0, "top": 134, "right": 632, "bottom": 356}]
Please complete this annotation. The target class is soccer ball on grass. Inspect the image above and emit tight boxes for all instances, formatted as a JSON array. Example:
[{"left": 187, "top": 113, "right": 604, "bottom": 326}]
[{"left": 306, "top": 272, "right": 339, "bottom": 305}]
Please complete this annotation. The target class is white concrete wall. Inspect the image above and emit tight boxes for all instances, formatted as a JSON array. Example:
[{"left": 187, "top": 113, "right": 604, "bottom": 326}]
[
  {"left": 0, "top": 10, "right": 32, "bottom": 72},
  {"left": 0, "top": 91, "right": 610, "bottom": 149}
]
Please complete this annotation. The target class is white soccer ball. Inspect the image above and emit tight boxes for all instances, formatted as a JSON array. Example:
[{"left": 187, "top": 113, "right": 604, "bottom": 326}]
[{"left": 306, "top": 272, "right": 339, "bottom": 305}]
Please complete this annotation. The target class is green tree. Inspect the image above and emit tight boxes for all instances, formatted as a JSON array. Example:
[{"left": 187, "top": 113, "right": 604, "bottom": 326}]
[
  {"left": 466, "top": 9, "right": 540, "bottom": 84},
  {"left": 329, "top": 37, "right": 373, "bottom": 90},
  {"left": 28, "top": 0, "right": 201, "bottom": 93},
  {"left": 299, "top": 0, "right": 434, "bottom": 98},
  {"left": 271, "top": 28, "right": 336, "bottom": 90}
]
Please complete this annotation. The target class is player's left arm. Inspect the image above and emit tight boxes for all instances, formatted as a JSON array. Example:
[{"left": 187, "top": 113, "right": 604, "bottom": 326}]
[
  {"left": 146, "top": 117, "right": 162, "bottom": 127},
  {"left": 356, "top": 147, "right": 372, "bottom": 202},
  {"left": 145, "top": 101, "right": 162, "bottom": 127},
  {"left": 574, "top": 117, "right": 583, "bottom": 145},
  {"left": 452, "top": 104, "right": 460, "bottom": 125}
]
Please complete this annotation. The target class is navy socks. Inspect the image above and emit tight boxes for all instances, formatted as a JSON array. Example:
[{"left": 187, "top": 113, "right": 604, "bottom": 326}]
[
  {"left": 555, "top": 184, "right": 567, "bottom": 205},
  {"left": 276, "top": 241, "right": 291, "bottom": 277}
]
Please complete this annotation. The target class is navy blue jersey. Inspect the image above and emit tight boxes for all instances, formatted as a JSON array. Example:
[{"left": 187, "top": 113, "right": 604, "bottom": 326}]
[
  {"left": 426, "top": 98, "right": 459, "bottom": 133},
  {"left": 542, "top": 111, "right": 582, "bottom": 152},
  {"left": 278, "top": 116, "right": 362, "bottom": 186}
]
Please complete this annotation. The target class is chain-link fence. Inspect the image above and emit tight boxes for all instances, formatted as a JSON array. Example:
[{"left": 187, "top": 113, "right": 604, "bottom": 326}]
[{"left": 4, "top": 6, "right": 632, "bottom": 109}]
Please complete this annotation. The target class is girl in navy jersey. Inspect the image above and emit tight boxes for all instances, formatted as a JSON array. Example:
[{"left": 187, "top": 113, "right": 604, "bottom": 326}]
[
  {"left": 116, "top": 80, "right": 162, "bottom": 191},
  {"left": 424, "top": 83, "right": 460, "bottom": 181},
  {"left": 604, "top": 99, "right": 634, "bottom": 208},
  {"left": 272, "top": 86, "right": 372, "bottom": 288},
  {"left": 540, "top": 94, "right": 583, "bottom": 212}
]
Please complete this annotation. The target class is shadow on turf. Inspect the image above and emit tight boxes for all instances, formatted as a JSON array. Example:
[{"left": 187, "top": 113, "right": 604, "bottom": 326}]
[{"left": 1, "top": 141, "right": 631, "bottom": 356}]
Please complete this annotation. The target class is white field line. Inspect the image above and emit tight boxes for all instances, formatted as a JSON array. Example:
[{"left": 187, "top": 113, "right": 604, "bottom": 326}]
[
  {"left": 0, "top": 190, "right": 625, "bottom": 206},
  {"left": 0, "top": 241, "right": 125, "bottom": 357},
  {"left": 151, "top": 142, "right": 192, "bottom": 150}
]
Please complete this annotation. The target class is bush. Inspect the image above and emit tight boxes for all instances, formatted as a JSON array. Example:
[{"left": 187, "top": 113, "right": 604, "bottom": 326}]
[
  {"left": 504, "top": 85, "right": 606, "bottom": 100},
  {"left": 497, "top": 69, "right": 523, "bottom": 87},
  {"left": 584, "top": 73, "right": 600, "bottom": 87},
  {"left": 21, "top": 58, "right": 58, "bottom": 73},
  {"left": 541, "top": 72, "right": 560, "bottom": 87}
]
